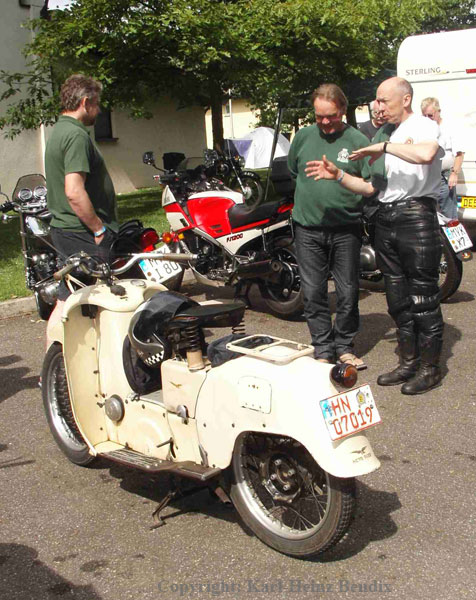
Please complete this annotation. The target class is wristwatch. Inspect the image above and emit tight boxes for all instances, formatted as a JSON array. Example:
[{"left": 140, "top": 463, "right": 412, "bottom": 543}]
[{"left": 94, "top": 225, "right": 106, "bottom": 237}]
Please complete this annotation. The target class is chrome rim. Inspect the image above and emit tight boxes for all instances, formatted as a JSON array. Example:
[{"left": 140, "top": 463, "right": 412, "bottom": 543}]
[
  {"left": 46, "top": 352, "right": 86, "bottom": 452},
  {"left": 233, "top": 434, "right": 332, "bottom": 540},
  {"left": 265, "top": 248, "right": 300, "bottom": 303}
]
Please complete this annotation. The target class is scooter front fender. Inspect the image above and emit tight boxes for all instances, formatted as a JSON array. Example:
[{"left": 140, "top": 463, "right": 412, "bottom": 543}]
[{"left": 195, "top": 355, "right": 381, "bottom": 478}]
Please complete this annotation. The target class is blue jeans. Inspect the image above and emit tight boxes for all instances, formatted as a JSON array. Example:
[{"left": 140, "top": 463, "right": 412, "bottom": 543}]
[
  {"left": 294, "top": 223, "right": 361, "bottom": 361},
  {"left": 438, "top": 177, "right": 458, "bottom": 220}
]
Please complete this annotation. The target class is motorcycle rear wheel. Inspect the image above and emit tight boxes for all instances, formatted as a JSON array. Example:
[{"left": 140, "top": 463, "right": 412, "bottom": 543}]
[
  {"left": 229, "top": 433, "right": 355, "bottom": 558},
  {"left": 259, "top": 237, "right": 303, "bottom": 319},
  {"left": 231, "top": 174, "right": 263, "bottom": 210},
  {"left": 42, "top": 343, "right": 96, "bottom": 466},
  {"left": 439, "top": 233, "right": 463, "bottom": 302}
]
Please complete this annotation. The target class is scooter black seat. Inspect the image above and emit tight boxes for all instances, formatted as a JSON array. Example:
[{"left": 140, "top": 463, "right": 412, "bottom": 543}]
[
  {"left": 172, "top": 301, "right": 246, "bottom": 329},
  {"left": 228, "top": 199, "right": 289, "bottom": 230}
]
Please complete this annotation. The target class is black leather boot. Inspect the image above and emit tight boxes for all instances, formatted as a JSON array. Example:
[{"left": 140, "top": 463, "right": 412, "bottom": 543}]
[
  {"left": 377, "top": 329, "right": 419, "bottom": 386},
  {"left": 401, "top": 334, "right": 442, "bottom": 395}
]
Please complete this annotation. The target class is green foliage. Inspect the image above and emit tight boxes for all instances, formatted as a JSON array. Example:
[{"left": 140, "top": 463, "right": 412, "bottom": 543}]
[{"left": 0, "top": 0, "right": 475, "bottom": 143}]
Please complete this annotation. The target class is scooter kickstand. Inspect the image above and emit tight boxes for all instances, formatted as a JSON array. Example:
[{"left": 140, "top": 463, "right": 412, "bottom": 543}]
[{"left": 151, "top": 482, "right": 179, "bottom": 529}]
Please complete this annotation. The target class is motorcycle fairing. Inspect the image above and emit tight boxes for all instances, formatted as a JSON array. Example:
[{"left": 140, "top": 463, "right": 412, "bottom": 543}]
[{"left": 195, "top": 354, "right": 381, "bottom": 478}]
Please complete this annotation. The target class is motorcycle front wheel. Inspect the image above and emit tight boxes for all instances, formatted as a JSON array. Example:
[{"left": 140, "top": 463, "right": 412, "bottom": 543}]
[
  {"left": 231, "top": 174, "right": 263, "bottom": 210},
  {"left": 258, "top": 237, "right": 303, "bottom": 319},
  {"left": 439, "top": 233, "right": 463, "bottom": 302},
  {"left": 229, "top": 433, "right": 355, "bottom": 558},
  {"left": 42, "top": 343, "right": 96, "bottom": 466}
]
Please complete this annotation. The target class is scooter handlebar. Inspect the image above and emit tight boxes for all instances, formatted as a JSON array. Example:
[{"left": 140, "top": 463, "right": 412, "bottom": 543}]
[{"left": 52, "top": 251, "right": 198, "bottom": 280}]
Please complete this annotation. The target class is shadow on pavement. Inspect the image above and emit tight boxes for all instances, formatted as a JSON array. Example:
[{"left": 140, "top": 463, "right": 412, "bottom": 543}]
[
  {"left": 0, "top": 355, "right": 39, "bottom": 404},
  {"left": 0, "top": 543, "right": 103, "bottom": 600}
]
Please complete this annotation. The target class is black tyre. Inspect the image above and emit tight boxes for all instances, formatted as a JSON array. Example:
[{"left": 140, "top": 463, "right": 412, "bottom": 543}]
[
  {"left": 42, "top": 343, "right": 96, "bottom": 466},
  {"left": 259, "top": 237, "right": 303, "bottom": 319},
  {"left": 229, "top": 433, "right": 355, "bottom": 558},
  {"left": 35, "top": 291, "right": 54, "bottom": 321},
  {"left": 231, "top": 174, "right": 263, "bottom": 209},
  {"left": 439, "top": 234, "right": 463, "bottom": 302}
]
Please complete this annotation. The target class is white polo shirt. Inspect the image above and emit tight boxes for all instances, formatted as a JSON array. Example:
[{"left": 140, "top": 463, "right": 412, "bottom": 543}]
[{"left": 379, "top": 114, "right": 443, "bottom": 203}]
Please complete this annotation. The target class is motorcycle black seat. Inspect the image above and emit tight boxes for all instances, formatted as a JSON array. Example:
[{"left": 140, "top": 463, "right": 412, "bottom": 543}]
[
  {"left": 228, "top": 199, "right": 290, "bottom": 230},
  {"left": 172, "top": 301, "right": 245, "bottom": 329}
]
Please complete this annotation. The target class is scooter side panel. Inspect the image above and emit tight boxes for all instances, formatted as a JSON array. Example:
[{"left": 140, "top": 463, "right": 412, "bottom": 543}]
[{"left": 195, "top": 355, "right": 381, "bottom": 478}]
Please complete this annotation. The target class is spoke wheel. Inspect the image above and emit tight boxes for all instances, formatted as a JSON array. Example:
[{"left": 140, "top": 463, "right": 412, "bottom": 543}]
[
  {"left": 259, "top": 238, "right": 303, "bottom": 319},
  {"left": 230, "top": 433, "right": 355, "bottom": 558},
  {"left": 42, "top": 344, "right": 95, "bottom": 466},
  {"left": 231, "top": 175, "right": 263, "bottom": 209}
]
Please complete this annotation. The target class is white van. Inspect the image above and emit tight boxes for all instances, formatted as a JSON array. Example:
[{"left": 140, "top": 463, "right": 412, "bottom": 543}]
[{"left": 397, "top": 28, "right": 476, "bottom": 221}]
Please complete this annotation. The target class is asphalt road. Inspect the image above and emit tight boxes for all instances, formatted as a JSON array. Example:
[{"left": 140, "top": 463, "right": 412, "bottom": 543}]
[{"left": 1, "top": 261, "right": 475, "bottom": 600}]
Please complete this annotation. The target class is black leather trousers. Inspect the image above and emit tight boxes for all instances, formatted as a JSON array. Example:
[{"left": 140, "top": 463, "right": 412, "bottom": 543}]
[{"left": 375, "top": 198, "right": 444, "bottom": 355}]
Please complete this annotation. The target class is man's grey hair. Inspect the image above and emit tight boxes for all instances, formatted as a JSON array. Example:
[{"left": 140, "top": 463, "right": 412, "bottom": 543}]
[{"left": 60, "top": 74, "right": 103, "bottom": 112}]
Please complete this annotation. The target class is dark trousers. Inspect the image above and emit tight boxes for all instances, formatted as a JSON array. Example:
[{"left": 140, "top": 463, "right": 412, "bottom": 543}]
[
  {"left": 294, "top": 222, "right": 361, "bottom": 360},
  {"left": 375, "top": 198, "right": 444, "bottom": 345},
  {"left": 50, "top": 227, "right": 116, "bottom": 300}
]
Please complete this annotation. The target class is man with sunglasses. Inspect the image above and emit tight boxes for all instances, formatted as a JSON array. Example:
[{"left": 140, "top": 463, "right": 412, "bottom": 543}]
[
  {"left": 288, "top": 83, "right": 370, "bottom": 369},
  {"left": 359, "top": 100, "right": 387, "bottom": 141}
]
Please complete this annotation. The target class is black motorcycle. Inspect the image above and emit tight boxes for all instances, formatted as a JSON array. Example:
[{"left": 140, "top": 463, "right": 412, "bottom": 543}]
[
  {"left": 203, "top": 148, "right": 263, "bottom": 209},
  {"left": 0, "top": 174, "right": 163, "bottom": 320},
  {"left": 270, "top": 157, "right": 471, "bottom": 303}
]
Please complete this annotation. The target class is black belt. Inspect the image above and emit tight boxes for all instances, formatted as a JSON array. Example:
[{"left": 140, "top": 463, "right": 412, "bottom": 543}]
[{"left": 379, "top": 196, "right": 435, "bottom": 210}]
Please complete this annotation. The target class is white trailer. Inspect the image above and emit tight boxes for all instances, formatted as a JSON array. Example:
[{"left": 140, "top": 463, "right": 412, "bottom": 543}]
[{"left": 397, "top": 28, "right": 476, "bottom": 221}]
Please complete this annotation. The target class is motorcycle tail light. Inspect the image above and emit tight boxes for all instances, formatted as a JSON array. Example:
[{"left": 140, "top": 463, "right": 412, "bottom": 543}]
[
  {"left": 447, "top": 219, "right": 460, "bottom": 227},
  {"left": 330, "top": 364, "right": 358, "bottom": 389},
  {"left": 140, "top": 229, "right": 159, "bottom": 251}
]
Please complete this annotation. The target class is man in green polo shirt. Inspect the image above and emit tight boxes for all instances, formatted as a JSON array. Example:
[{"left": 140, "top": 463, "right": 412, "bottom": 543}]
[
  {"left": 288, "top": 83, "right": 370, "bottom": 367},
  {"left": 45, "top": 73, "right": 119, "bottom": 346}
]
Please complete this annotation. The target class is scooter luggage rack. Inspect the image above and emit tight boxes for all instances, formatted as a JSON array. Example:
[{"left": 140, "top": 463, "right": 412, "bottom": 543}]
[{"left": 226, "top": 334, "right": 313, "bottom": 365}]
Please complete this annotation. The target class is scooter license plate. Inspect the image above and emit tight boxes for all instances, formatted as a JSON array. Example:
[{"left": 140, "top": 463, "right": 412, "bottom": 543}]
[
  {"left": 320, "top": 384, "right": 381, "bottom": 441},
  {"left": 139, "top": 245, "right": 183, "bottom": 283},
  {"left": 442, "top": 223, "right": 473, "bottom": 253}
]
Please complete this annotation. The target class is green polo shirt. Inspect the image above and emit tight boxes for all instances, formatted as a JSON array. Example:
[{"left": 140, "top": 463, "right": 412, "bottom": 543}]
[
  {"left": 288, "top": 124, "right": 370, "bottom": 227},
  {"left": 45, "top": 115, "right": 119, "bottom": 232}
]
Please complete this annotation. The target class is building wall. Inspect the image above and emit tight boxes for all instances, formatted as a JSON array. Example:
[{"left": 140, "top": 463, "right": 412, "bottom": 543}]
[
  {"left": 0, "top": 1, "right": 46, "bottom": 196},
  {"left": 205, "top": 99, "right": 259, "bottom": 147},
  {"left": 1, "top": 1, "right": 207, "bottom": 196}
]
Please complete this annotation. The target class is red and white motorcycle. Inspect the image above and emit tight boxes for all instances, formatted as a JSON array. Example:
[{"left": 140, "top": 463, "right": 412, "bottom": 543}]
[{"left": 142, "top": 152, "right": 303, "bottom": 319}]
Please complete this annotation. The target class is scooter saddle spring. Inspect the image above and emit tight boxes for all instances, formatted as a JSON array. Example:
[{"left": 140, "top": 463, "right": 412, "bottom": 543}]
[
  {"left": 231, "top": 316, "right": 246, "bottom": 336},
  {"left": 183, "top": 324, "right": 201, "bottom": 352}
]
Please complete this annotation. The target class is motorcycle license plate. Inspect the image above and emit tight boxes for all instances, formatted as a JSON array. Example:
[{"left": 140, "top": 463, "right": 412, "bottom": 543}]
[
  {"left": 442, "top": 222, "right": 473, "bottom": 253},
  {"left": 139, "top": 245, "right": 183, "bottom": 283},
  {"left": 320, "top": 384, "right": 381, "bottom": 441}
]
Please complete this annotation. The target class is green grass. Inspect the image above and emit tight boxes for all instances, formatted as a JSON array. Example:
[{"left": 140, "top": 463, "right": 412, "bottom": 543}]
[{"left": 0, "top": 189, "right": 169, "bottom": 302}]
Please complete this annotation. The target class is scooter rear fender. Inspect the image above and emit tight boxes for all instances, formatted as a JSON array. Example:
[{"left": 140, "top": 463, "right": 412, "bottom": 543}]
[{"left": 195, "top": 355, "right": 381, "bottom": 478}]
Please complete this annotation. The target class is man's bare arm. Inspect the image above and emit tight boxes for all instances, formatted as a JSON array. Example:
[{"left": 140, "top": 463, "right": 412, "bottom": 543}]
[
  {"left": 64, "top": 172, "right": 104, "bottom": 242},
  {"left": 305, "top": 155, "right": 376, "bottom": 197},
  {"left": 349, "top": 140, "right": 440, "bottom": 165}
]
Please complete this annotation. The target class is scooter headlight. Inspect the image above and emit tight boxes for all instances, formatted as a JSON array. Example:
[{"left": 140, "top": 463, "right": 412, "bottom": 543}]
[{"left": 330, "top": 363, "right": 358, "bottom": 388}]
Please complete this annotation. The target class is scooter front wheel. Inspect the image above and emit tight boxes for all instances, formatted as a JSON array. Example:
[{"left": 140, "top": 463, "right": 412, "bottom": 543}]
[
  {"left": 229, "top": 433, "right": 355, "bottom": 558},
  {"left": 42, "top": 343, "right": 96, "bottom": 466}
]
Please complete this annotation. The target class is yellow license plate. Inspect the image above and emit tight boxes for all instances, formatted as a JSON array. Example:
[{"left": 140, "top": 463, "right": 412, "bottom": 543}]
[{"left": 460, "top": 196, "right": 476, "bottom": 209}]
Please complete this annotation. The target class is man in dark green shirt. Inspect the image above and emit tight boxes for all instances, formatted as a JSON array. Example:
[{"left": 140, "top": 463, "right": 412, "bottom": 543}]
[
  {"left": 45, "top": 73, "right": 118, "bottom": 346},
  {"left": 288, "top": 83, "right": 369, "bottom": 367}
]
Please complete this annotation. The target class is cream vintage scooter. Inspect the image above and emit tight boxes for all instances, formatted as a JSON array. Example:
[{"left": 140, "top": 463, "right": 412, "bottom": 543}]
[{"left": 42, "top": 250, "right": 382, "bottom": 558}]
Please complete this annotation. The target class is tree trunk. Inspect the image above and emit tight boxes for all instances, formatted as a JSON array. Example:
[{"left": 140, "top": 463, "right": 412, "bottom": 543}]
[{"left": 210, "top": 86, "right": 224, "bottom": 152}]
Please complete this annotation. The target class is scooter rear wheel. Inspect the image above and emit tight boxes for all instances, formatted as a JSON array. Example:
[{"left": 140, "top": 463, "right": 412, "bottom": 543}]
[
  {"left": 439, "top": 233, "right": 463, "bottom": 302},
  {"left": 42, "top": 343, "right": 96, "bottom": 466},
  {"left": 229, "top": 433, "right": 355, "bottom": 558}
]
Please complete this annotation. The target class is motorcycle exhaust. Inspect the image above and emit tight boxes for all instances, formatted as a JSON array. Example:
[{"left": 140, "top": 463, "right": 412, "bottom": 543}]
[{"left": 235, "top": 259, "right": 282, "bottom": 280}]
